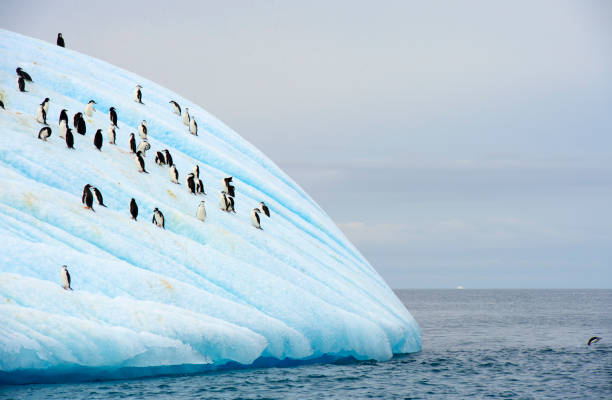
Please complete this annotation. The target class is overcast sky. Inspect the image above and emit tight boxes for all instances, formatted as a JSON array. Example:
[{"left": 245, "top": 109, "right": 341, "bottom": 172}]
[{"left": 2, "top": 0, "right": 611, "bottom": 288}]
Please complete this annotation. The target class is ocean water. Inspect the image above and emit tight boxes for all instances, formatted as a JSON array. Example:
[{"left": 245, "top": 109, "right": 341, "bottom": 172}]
[{"left": 1, "top": 289, "right": 610, "bottom": 399}]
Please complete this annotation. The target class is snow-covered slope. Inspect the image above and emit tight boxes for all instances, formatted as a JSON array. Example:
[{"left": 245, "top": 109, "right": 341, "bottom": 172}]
[{"left": 0, "top": 29, "right": 420, "bottom": 383}]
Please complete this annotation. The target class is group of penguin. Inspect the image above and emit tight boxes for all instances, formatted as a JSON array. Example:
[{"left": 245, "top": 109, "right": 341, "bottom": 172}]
[{"left": 8, "top": 33, "right": 274, "bottom": 291}]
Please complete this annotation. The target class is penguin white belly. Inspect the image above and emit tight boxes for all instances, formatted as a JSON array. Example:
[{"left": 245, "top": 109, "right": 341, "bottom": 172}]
[
  {"left": 36, "top": 106, "right": 44, "bottom": 123},
  {"left": 85, "top": 103, "right": 94, "bottom": 117},
  {"left": 183, "top": 112, "right": 190, "bottom": 126},
  {"left": 196, "top": 205, "right": 207, "bottom": 221},
  {"left": 59, "top": 120, "right": 67, "bottom": 138},
  {"left": 251, "top": 211, "right": 261, "bottom": 229}
]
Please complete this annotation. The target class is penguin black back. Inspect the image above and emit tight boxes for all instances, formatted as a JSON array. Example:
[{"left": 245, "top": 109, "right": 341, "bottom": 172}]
[
  {"left": 164, "top": 150, "right": 173, "bottom": 167},
  {"left": 59, "top": 109, "right": 68, "bottom": 125},
  {"left": 57, "top": 33, "right": 65, "bottom": 47},
  {"left": 129, "top": 133, "right": 136, "bottom": 153},
  {"left": 93, "top": 129, "right": 103, "bottom": 151},
  {"left": 92, "top": 187, "right": 106, "bottom": 207},
  {"left": 109, "top": 107, "right": 118, "bottom": 128},
  {"left": 16, "top": 68, "right": 32, "bottom": 82},
  {"left": 155, "top": 151, "right": 166, "bottom": 165},
  {"left": 0, "top": 100, "right": 4, "bottom": 110},
  {"left": 130, "top": 198, "right": 138, "bottom": 220},
  {"left": 65, "top": 128, "right": 74, "bottom": 149}
]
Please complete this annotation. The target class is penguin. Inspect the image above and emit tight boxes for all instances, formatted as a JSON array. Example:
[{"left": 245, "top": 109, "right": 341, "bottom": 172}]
[
  {"left": 16, "top": 67, "right": 32, "bottom": 82},
  {"left": 73, "top": 112, "right": 80, "bottom": 129},
  {"left": 163, "top": 149, "right": 174, "bottom": 167},
  {"left": 219, "top": 193, "right": 229, "bottom": 211},
  {"left": 61, "top": 265, "right": 72, "bottom": 290},
  {"left": 588, "top": 336, "right": 601, "bottom": 346},
  {"left": 251, "top": 208, "right": 262, "bottom": 229},
  {"left": 155, "top": 151, "right": 166, "bottom": 165},
  {"left": 134, "top": 151, "right": 148, "bottom": 173},
  {"left": 259, "top": 201, "right": 271, "bottom": 218},
  {"left": 196, "top": 177, "right": 205, "bottom": 195},
  {"left": 0, "top": 100, "right": 4, "bottom": 110},
  {"left": 186, "top": 173, "right": 196, "bottom": 194},
  {"left": 196, "top": 201, "right": 206, "bottom": 222},
  {"left": 169, "top": 100, "right": 181, "bottom": 115},
  {"left": 73, "top": 112, "right": 86, "bottom": 135},
  {"left": 59, "top": 109, "right": 69, "bottom": 125},
  {"left": 36, "top": 103, "right": 47, "bottom": 124},
  {"left": 93, "top": 129, "right": 103, "bottom": 151},
  {"left": 82, "top": 184, "right": 94, "bottom": 210},
  {"left": 85, "top": 100, "right": 96, "bottom": 117},
  {"left": 222, "top": 177, "right": 235, "bottom": 198},
  {"left": 109, "top": 107, "right": 118, "bottom": 128},
  {"left": 138, "top": 120, "right": 147, "bottom": 139},
  {"left": 189, "top": 116, "right": 198, "bottom": 135},
  {"left": 38, "top": 126, "right": 52, "bottom": 141},
  {"left": 41, "top": 98, "right": 50, "bottom": 114},
  {"left": 152, "top": 208, "right": 165, "bottom": 229},
  {"left": 130, "top": 198, "right": 138, "bottom": 221},
  {"left": 170, "top": 164, "right": 179, "bottom": 184},
  {"left": 192, "top": 165, "right": 200, "bottom": 179},
  {"left": 57, "top": 33, "right": 65, "bottom": 47},
  {"left": 226, "top": 195, "right": 235, "bottom": 213},
  {"left": 65, "top": 128, "right": 74, "bottom": 149},
  {"left": 92, "top": 187, "right": 106, "bottom": 207},
  {"left": 134, "top": 85, "right": 143, "bottom": 104},
  {"left": 107, "top": 124, "right": 116, "bottom": 144},
  {"left": 59, "top": 120, "right": 68, "bottom": 139},
  {"left": 136, "top": 140, "right": 150, "bottom": 156},
  {"left": 16, "top": 75, "right": 25, "bottom": 92},
  {"left": 129, "top": 133, "right": 136, "bottom": 153},
  {"left": 183, "top": 107, "right": 190, "bottom": 126}
]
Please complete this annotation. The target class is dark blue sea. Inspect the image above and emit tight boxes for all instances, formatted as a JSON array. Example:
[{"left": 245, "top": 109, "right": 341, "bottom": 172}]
[{"left": 1, "top": 289, "right": 610, "bottom": 399}]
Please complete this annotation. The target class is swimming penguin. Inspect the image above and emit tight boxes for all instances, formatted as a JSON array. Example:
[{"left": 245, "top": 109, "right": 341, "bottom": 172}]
[
  {"left": 16, "top": 68, "right": 32, "bottom": 82},
  {"left": 59, "top": 120, "right": 68, "bottom": 139},
  {"left": 109, "top": 107, "right": 118, "bottom": 128},
  {"left": 134, "top": 151, "right": 148, "bottom": 173},
  {"left": 222, "top": 177, "right": 235, "bottom": 197},
  {"left": 192, "top": 165, "right": 199, "bottom": 179},
  {"left": 16, "top": 75, "right": 25, "bottom": 92},
  {"left": 169, "top": 100, "right": 181, "bottom": 115},
  {"left": 259, "top": 201, "right": 271, "bottom": 217},
  {"left": 65, "top": 128, "right": 74, "bottom": 149},
  {"left": 107, "top": 124, "right": 116, "bottom": 144},
  {"left": 82, "top": 184, "right": 94, "bottom": 210},
  {"left": 41, "top": 98, "right": 50, "bottom": 114},
  {"left": 170, "top": 165, "right": 179, "bottom": 184},
  {"left": 61, "top": 265, "right": 72, "bottom": 290},
  {"left": 57, "top": 33, "right": 65, "bottom": 47},
  {"left": 588, "top": 336, "right": 601, "bottom": 346},
  {"left": 36, "top": 103, "right": 47, "bottom": 124},
  {"left": 251, "top": 208, "right": 262, "bottom": 229},
  {"left": 137, "top": 140, "right": 150, "bottom": 156},
  {"left": 152, "top": 208, "right": 165, "bottom": 229},
  {"left": 219, "top": 193, "right": 229, "bottom": 211},
  {"left": 85, "top": 100, "right": 96, "bottom": 117},
  {"left": 129, "top": 133, "right": 137, "bottom": 153},
  {"left": 183, "top": 107, "right": 190, "bottom": 126},
  {"left": 226, "top": 195, "right": 235, "bottom": 213},
  {"left": 196, "top": 177, "right": 205, "bottom": 194},
  {"left": 92, "top": 187, "right": 106, "bottom": 207},
  {"left": 59, "top": 109, "right": 69, "bottom": 125},
  {"left": 134, "top": 85, "right": 143, "bottom": 104},
  {"left": 138, "top": 120, "right": 147, "bottom": 139},
  {"left": 130, "top": 198, "right": 138, "bottom": 220},
  {"left": 196, "top": 201, "right": 206, "bottom": 222},
  {"left": 155, "top": 151, "right": 166, "bottom": 165},
  {"left": 163, "top": 150, "right": 174, "bottom": 167},
  {"left": 93, "top": 129, "right": 103, "bottom": 151},
  {"left": 38, "top": 126, "right": 52, "bottom": 141},
  {"left": 189, "top": 117, "right": 198, "bottom": 135},
  {"left": 186, "top": 173, "right": 196, "bottom": 194}
]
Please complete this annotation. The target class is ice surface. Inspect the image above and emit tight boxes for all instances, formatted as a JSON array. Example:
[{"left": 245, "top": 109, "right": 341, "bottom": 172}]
[{"left": 0, "top": 29, "right": 420, "bottom": 383}]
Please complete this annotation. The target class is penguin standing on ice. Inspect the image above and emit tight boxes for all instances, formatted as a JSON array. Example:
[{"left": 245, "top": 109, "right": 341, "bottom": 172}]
[
  {"left": 36, "top": 102, "right": 47, "bottom": 124},
  {"left": 109, "top": 107, "right": 119, "bottom": 128},
  {"left": 61, "top": 265, "right": 72, "bottom": 290},
  {"left": 163, "top": 150, "right": 174, "bottom": 167},
  {"left": 65, "top": 128, "right": 74, "bottom": 149},
  {"left": 130, "top": 198, "right": 138, "bottom": 220},
  {"left": 93, "top": 129, "right": 103, "bottom": 151},
  {"left": 138, "top": 120, "right": 147, "bottom": 139},
  {"left": 59, "top": 109, "right": 69, "bottom": 125},
  {"left": 134, "top": 151, "right": 147, "bottom": 173},
  {"left": 251, "top": 208, "right": 262, "bottom": 229},
  {"left": 170, "top": 165, "right": 179, "bottom": 184},
  {"left": 189, "top": 116, "right": 198, "bottom": 135},
  {"left": 57, "top": 33, "right": 65, "bottom": 48},
  {"left": 183, "top": 107, "right": 190, "bottom": 126},
  {"left": 196, "top": 201, "right": 206, "bottom": 222},
  {"left": 73, "top": 112, "right": 86, "bottom": 135},
  {"left": 259, "top": 201, "right": 271, "bottom": 218},
  {"left": 107, "top": 124, "right": 116, "bottom": 144},
  {"left": 134, "top": 85, "right": 143, "bottom": 104},
  {"left": 152, "top": 208, "right": 165, "bottom": 229},
  {"left": 38, "top": 127, "right": 52, "bottom": 141},
  {"left": 128, "top": 133, "right": 136, "bottom": 153},
  {"left": 82, "top": 184, "right": 94, "bottom": 210},
  {"left": 155, "top": 151, "right": 166, "bottom": 165},
  {"left": 169, "top": 100, "right": 181, "bottom": 115},
  {"left": 85, "top": 100, "right": 96, "bottom": 117},
  {"left": 16, "top": 68, "right": 32, "bottom": 82},
  {"left": 92, "top": 187, "right": 106, "bottom": 207},
  {"left": 16, "top": 75, "right": 25, "bottom": 92},
  {"left": 186, "top": 173, "right": 196, "bottom": 194}
]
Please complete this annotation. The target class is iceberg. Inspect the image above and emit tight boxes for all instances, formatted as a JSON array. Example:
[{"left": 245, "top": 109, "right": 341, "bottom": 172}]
[{"left": 0, "top": 29, "right": 420, "bottom": 384}]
